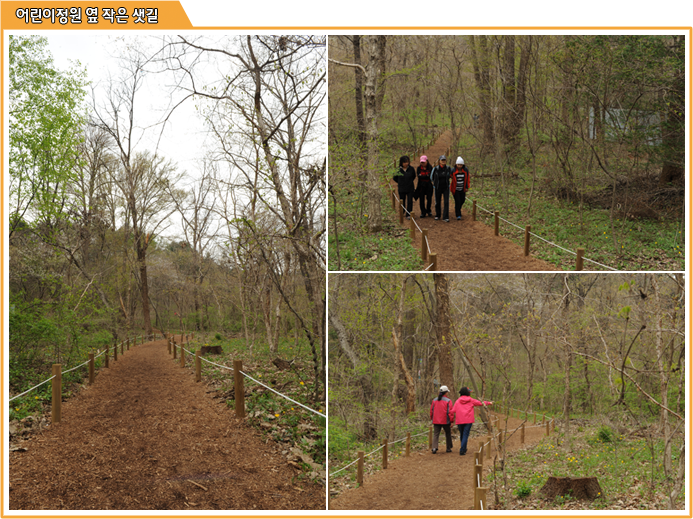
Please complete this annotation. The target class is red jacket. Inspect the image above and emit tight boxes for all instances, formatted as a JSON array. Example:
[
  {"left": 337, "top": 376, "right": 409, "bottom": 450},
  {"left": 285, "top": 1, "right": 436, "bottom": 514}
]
[
  {"left": 451, "top": 396, "right": 491, "bottom": 424},
  {"left": 430, "top": 397, "right": 454, "bottom": 425},
  {"left": 450, "top": 165, "right": 470, "bottom": 192}
]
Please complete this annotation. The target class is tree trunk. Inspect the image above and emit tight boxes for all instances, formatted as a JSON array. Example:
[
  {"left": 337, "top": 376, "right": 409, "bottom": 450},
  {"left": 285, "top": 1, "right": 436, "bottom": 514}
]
[
  {"left": 351, "top": 36, "right": 366, "bottom": 150},
  {"left": 393, "top": 276, "right": 416, "bottom": 414},
  {"left": 363, "top": 35, "right": 385, "bottom": 233},
  {"left": 434, "top": 273, "right": 454, "bottom": 391}
]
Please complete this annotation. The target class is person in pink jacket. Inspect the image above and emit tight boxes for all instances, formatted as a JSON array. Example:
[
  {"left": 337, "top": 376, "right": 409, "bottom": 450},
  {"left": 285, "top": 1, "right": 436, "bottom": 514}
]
[
  {"left": 430, "top": 385, "right": 454, "bottom": 453},
  {"left": 451, "top": 386, "right": 493, "bottom": 455}
]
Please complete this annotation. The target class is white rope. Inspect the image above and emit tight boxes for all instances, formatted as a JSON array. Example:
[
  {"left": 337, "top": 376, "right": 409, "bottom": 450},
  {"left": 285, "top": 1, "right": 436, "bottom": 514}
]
[
  {"left": 193, "top": 352, "right": 326, "bottom": 419},
  {"left": 240, "top": 370, "right": 326, "bottom": 419},
  {"left": 480, "top": 500, "right": 485, "bottom": 510},
  {"left": 425, "top": 235, "right": 431, "bottom": 254},
  {"left": 476, "top": 202, "right": 618, "bottom": 271},
  {"left": 9, "top": 376, "right": 56, "bottom": 402},
  {"left": 329, "top": 458, "right": 359, "bottom": 477},
  {"left": 94, "top": 349, "right": 106, "bottom": 358},
  {"left": 423, "top": 263, "right": 433, "bottom": 271},
  {"left": 477, "top": 474, "right": 481, "bottom": 488},
  {"left": 61, "top": 358, "right": 92, "bottom": 375}
]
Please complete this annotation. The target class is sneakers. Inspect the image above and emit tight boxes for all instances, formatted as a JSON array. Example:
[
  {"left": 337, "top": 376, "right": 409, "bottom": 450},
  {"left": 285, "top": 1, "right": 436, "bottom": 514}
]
[
  {"left": 444, "top": 219, "right": 450, "bottom": 222},
  {"left": 434, "top": 217, "right": 439, "bottom": 220},
  {"left": 420, "top": 214, "right": 426, "bottom": 218},
  {"left": 460, "top": 450, "right": 466, "bottom": 456},
  {"left": 446, "top": 449, "right": 452, "bottom": 453},
  {"left": 405, "top": 216, "right": 410, "bottom": 220},
  {"left": 432, "top": 448, "right": 438, "bottom": 454},
  {"left": 457, "top": 216, "right": 461, "bottom": 220}
]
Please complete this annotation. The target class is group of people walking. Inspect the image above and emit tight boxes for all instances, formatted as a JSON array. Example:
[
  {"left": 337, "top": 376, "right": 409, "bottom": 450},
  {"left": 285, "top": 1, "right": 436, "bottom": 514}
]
[
  {"left": 393, "top": 154, "right": 470, "bottom": 223},
  {"left": 429, "top": 385, "right": 493, "bottom": 455}
]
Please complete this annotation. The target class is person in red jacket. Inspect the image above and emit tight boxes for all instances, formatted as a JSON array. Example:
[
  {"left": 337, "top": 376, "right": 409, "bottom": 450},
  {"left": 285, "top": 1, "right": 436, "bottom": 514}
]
[
  {"left": 451, "top": 386, "right": 493, "bottom": 455},
  {"left": 430, "top": 385, "right": 454, "bottom": 453},
  {"left": 450, "top": 157, "right": 470, "bottom": 220}
]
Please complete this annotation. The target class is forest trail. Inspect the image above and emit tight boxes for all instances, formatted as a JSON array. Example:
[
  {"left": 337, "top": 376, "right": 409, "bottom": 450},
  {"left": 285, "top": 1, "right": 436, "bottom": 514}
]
[
  {"left": 9, "top": 338, "right": 324, "bottom": 510},
  {"left": 330, "top": 413, "right": 548, "bottom": 510},
  {"left": 395, "top": 130, "right": 559, "bottom": 271}
]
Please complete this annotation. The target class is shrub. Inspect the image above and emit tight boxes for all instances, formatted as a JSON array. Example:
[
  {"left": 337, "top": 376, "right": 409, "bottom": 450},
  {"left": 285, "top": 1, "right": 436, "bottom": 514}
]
[
  {"left": 515, "top": 480, "right": 532, "bottom": 499},
  {"left": 597, "top": 425, "right": 613, "bottom": 443}
]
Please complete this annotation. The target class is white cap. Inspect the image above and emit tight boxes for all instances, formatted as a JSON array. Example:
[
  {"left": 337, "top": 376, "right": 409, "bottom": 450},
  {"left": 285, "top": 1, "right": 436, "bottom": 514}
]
[
  {"left": 439, "top": 385, "right": 449, "bottom": 393},
  {"left": 456, "top": 156, "right": 464, "bottom": 165}
]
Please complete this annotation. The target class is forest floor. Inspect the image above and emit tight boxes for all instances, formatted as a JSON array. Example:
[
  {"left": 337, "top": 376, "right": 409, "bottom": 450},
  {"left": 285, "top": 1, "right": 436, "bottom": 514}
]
[
  {"left": 9, "top": 337, "right": 325, "bottom": 510},
  {"left": 330, "top": 413, "right": 547, "bottom": 510},
  {"left": 390, "top": 130, "right": 560, "bottom": 271}
]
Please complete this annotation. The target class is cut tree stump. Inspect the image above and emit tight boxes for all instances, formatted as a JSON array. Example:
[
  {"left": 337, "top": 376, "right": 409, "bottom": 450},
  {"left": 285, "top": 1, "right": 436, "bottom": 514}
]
[
  {"left": 200, "top": 345, "right": 223, "bottom": 355},
  {"left": 272, "top": 358, "right": 293, "bottom": 370},
  {"left": 540, "top": 476, "right": 603, "bottom": 500}
]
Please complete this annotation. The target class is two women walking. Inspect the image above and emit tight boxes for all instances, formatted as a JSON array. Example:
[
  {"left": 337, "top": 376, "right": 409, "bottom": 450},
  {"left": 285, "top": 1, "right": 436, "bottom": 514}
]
[{"left": 430, "top": 385, "right": 493, "bottom": 455}]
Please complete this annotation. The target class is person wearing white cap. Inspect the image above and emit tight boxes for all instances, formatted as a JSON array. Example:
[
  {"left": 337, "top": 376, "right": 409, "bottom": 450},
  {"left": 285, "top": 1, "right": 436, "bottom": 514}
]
[
  {"left": 451, "top": 156, "right": 470, "bottom": 220},
  {"left": 429, "top": 385, "right": 454, "bottom": 453}
]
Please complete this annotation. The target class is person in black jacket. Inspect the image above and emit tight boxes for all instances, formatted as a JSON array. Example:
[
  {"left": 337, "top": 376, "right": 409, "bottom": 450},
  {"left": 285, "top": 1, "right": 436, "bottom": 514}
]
[
  {"left": 416, "top": 155, "right": 433, "bottom": 218},
  {"left": 431, "top": 155, "right": 452, "bottom": 222},
  {"left": 393, "top": 155, "right": 416, "bottom": 219}
]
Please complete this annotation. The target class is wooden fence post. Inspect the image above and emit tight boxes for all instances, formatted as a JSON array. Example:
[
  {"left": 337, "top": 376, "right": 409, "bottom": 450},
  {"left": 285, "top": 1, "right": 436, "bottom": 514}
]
[
  {"left": 428, "top": 425, "right": 433, "bottom": 449},
  {"left": 546, "top": 420, "right": 550, "bottom": 436},
  {"left": 195, "top": 350, "right": 201, "bottom": 382},
  {"left": 478, "top": 440, "right": 485, "bottom": 465},
  {"left": 391, "top": 190, "right": 396, "bottom": 210},
  {"left": 472, "top": 200, "right": 477, "bottom": 221},
  {"left": 474, "top": 487, "right": 488, "bottom": 510},
  {"left": 127, "top": 338, "right": 130, "bottom": 351},
  {"left": 168, "top": 339, "right": 171, "bottom": 355},
  {"left": 576, "top": 248, "right": 585, "bottom": 271},
  {"left": 88, "top": 353, "right": 94, "bottom": 385},
  {"left": 114, "top": 342, "right": 118, "bottom": 362},
  {"left": 421, "top": 229, "right": 428, "bottom": 261},
  {"left": 173, "top": 341, "right": 177, "bottom": 360},
  {"left": 51, "top": 364, "right": 62, "bottom": 423},
  {"left": 121, "top": 340, "right": 124, "bottom": 356},
  {"left": 357, "top": 451, "right": 364, "bottom": 486},
  {"left": 105, "top": 344, "right": 109, "bottom": 368},
  {"left": 474, "top": 464, "right": 483, "bottom": 489},
  {"left": 405, "top": 433, "right": 411, "bottom": 457},
  {"left": 234, "top": 360, "right": 245, "bottom": 419},
  {"left": 521, "top": 422, "right": 525, "bottom": 444},
  {"left": 494, "top": 211, "right": 500, "bottom": 236},
  {"left": 410, "top": 216, "right": 416, "bottom": 239},
  {"left": 524, "top": 225, "right": 532, "bottom": 256},
  {"left": 486, "top": 435, "right": 492, "bottom": 456},
  {"left": 382, "top": 438, "right": 388, "bottom": 469},
  {"left": 180, "top": 344, "right": 185, "bottom": 367},
  {"left": 533, "top": 412, "right": 537, "bottom": 424},
  {"left": 430, "top": 252, "right": 437, "bottom": 271}
]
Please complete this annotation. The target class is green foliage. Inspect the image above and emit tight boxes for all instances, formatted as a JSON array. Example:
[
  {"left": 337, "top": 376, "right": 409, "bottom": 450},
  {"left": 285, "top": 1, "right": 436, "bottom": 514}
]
[
  {"left": 596, "top": 426, "right": 614, "bottom": 443},
  {"left": 515, "top": 480, "right": 532, "bottom": 499},
  {"left": 9, "top": 35, "right": 88, "bottom": 234}
]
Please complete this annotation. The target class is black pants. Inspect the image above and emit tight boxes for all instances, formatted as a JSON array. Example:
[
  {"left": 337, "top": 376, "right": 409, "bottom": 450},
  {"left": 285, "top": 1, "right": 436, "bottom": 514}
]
[
  {"left": 418, "top": 183, "right": 433, "bottom": 216},
  {"left": 435, "top": 188, "right": 449, "bottom": 220},
  {"left": 432, "top": 423, "right": 453, "bottom": 451},
  {"left": 453, "top": 190, "right": 466, "bottom": 218},
  {"left": 399, "top": 191, "right": 413, "bottom": 217}
]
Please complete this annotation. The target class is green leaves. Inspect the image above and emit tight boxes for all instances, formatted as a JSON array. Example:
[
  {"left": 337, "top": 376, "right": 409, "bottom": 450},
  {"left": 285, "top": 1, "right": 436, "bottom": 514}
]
[{"left": 9, "top": 36, "right": 88, "bottom": 236}]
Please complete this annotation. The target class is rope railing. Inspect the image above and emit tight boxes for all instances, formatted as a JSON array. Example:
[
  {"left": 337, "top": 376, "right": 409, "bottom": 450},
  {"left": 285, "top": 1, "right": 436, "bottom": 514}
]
[
  {"left": 475, "top": 201, "right": 618, "bottom": 271},
  {"left": 181, "top": 346, "right": 326, "bottom": 419},
  {"left": 9, "top": 334, "right": 156, "bottom": 411},
  {"left": 329, "top": 427, "right": 428, "bottom": 478}
]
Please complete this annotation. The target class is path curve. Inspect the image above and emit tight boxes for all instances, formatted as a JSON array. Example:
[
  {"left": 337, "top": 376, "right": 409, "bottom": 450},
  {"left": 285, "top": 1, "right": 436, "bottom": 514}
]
[
  {"left": 10, "top": 339, "right": 324, "bottom": 510},
  {"left": 392, "top": 131, "right": 560, "bottom": 271},
  {"left": 330, "top": 413, "right": 548, "bottom": 510}
]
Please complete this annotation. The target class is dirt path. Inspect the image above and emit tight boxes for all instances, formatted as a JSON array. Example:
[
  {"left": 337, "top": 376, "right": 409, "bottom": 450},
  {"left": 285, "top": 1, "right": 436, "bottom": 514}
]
[
  {"left": 392, "top": 130, "right": 559, "bottom": 271},
  {"left": 9, "top": 339, "right": 325, "bottom": 510},
  {"left": 330, "top": 413, "right": 548, "bottom": 510}
]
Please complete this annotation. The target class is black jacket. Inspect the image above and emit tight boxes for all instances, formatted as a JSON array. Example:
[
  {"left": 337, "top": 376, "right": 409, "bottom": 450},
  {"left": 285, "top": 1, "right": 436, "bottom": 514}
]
[
  {"left": 431, "top": 165, "right": 453, "bottom": 191},
  {"left": 393, "top": 165, "right": 416, "bottom": 194}
]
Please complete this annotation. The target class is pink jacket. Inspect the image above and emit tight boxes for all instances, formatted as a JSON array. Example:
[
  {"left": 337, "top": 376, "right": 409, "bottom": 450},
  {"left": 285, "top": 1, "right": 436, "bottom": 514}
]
[
  {"left": 430, "top": 397, "right": 454, "bottom": 425},
  {"left": 451, "top": 396, "right": 492, "bottom": 425}
]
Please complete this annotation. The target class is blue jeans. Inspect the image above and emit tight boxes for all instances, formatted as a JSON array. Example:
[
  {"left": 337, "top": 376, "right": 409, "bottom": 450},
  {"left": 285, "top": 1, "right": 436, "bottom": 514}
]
[{"left": 458, "top": 423, "right": 473, "bottom": 454}]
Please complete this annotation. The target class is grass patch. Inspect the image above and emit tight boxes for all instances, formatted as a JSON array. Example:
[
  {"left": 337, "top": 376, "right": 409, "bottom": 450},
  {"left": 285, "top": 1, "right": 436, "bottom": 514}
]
[
  {"left": 471, "top": 177, "right": 684, "bottom": 271},
  {"left": 491, "top": 426, "right": 684, "bottom": 510}
]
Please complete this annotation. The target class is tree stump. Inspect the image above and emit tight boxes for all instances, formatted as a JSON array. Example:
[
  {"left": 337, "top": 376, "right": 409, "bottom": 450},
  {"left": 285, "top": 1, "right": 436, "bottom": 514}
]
[
  {"left": 200, "top": 345, "right": 223, "bottom": 355},
  {"left": 272, "top": 358, "right": 293, "bottom": 370},
  {"left": 540, "top": 476, "right": 603, "bottom": 500}
]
